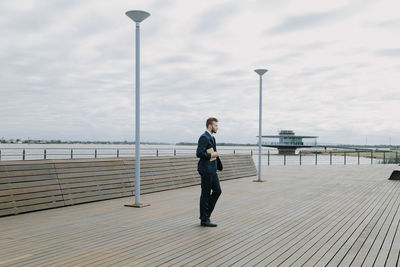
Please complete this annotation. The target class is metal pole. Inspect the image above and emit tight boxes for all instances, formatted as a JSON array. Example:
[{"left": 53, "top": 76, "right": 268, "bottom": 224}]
[
  {"left": 383, "top": 152, "right": 386, "bottom": 164},
  {"left": 124, "top": 10, "right": 150, "bottom": 208},
  {"left": 156, "top": 149, "right": 159, "bottom": 157},
  {"left": 71, "top": 149, "right": 73, "bottom": 159},
  {"left": 299, "top": 151, "right": 302, "bottom": 166},
  {"left": 267, "top": 150, "right": 270, "bottom": 166},
  {"left": 117, "top": 149, "right": 119, "bottom": 158},
  {"left": 258, "top": 75, "right": 262, "bottom": 181},
  {"left": 330, "top": 151, "right": 332, "bottom": 165},
  {"left": 284, "top": 153, "right": 286, "bottom": 166},
  {"left": 135, "top": 21, "right": 141, "bottom": 205},
  {"left": 371, "top": 151, "right": 373, "bottom": 165},
  {"left": 315, "top": 152, "right": 317, "bottom": 165},
  {"left": 95, "top": 149, "right": 97, "bottom": 159},
  {"left": 344, "top": 152, "right": 346, "bottom": 165},
  {"left": 357, "top": 151, "right": 360, "bottom": 165},
  {"left": 23, "top": 149, "right": 25, "bottom": 160},
  {"left": 44, "top": 149, "right": 46, "bottom": 160}
]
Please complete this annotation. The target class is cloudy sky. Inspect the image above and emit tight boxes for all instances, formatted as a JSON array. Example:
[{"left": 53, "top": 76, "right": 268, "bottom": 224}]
[{"left": 0, "top": 0, "right": 399, "bottom": 145}]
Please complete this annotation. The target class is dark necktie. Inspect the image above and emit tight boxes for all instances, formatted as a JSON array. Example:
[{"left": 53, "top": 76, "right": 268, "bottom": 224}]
[{"left": 212, "top": 137, "right": 216, "bottom": 150}]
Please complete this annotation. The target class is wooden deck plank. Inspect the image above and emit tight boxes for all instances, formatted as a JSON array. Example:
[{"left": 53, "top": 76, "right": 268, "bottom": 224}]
[
  {"left": 225, "top": 182, "right": 387, "bottom": 267},
  {"left": 0, "top": 165, "right": 397, "bottom": 266},
  {"left": 302, "top": 181, "right": 395, "bottom": 266},
  {"left": 277, "top": 184, "right": 392, "bottom": 266},
  {"left": 341, "top": 182, "right": 400, "bottom": 266},
  {"left": 321, "top": 182, "right": 397, "bottom": 266},
  {"left": 1, "top": 182, "right": 280, "bottom": 266},
  {"left": 0, "top": 178, "right": 250, "bottom": 262},
  {"left": 177, "top": 181, "right": 374, "bottom": 265},
  {"left": 215, "top": 182, "right": 379, "bottom": 267},
  {"left": 383, "top": 213, "right": 400, "bottom": 266},
  {"left": 362, "top": 190, "right": 400, "bottom": 266},
  {"left": 275, "top": 182, "right": 395, "bottom": 267},
  {"left": 41, "top": 202, "right": 272, "bottom": 266},
  {"left": 135, "top": 197, "right": 318, "bottom": 266}
]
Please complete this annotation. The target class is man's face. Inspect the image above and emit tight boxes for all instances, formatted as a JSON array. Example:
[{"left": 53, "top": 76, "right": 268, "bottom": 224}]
[{"left": 211, "top": 121, "right": 218, "bottom": 134}]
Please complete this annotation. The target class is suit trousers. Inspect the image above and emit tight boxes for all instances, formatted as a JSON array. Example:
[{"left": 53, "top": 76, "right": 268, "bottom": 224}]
[{"left": 199, "top": 172, "right": 222, "bottom": 222}]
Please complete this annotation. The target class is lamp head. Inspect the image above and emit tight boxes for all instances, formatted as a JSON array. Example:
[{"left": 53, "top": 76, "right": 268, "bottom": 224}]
[
  {"left": 126, "top": 10, "right": 150, "bottom": 23},
  {"left": 254, "top": 69, "right": 268, "bottom": 76}
]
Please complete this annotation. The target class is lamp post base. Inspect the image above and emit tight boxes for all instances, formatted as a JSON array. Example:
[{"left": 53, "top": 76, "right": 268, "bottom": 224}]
[
  {"left": 124, "top": 203, "right": 151, "bottom": 208},
  {"left": 253, "top": 179, "right": 266, "bottom": 182}
]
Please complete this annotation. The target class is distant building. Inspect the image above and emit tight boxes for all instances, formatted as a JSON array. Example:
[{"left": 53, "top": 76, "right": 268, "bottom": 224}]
[{"left": 261, "top": 130, "right": 318, "bottom": 154}]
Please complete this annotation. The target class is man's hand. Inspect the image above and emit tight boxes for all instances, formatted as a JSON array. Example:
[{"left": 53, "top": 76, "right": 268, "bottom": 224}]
[{"left": 212, "top": 151, "right": 219, "bottom": 158}]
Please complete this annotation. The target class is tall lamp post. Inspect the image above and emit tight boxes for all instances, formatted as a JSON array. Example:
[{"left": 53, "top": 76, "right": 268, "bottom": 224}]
[
  {"left": 254, "top": 69, "right": 268, "bottom": 182},
  {"left": 125, "top": 10, "right": 151, "bottom": 208}
]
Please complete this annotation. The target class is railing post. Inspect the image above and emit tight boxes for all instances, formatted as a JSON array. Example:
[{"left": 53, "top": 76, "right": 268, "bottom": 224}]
[
  {"left": 44, "top": 149, "right": 47, "bottom": 160},
  {"left": 234, "top": 150, "right": 236, "bottom": 155},
  {"left": 315, "top": 152, "right": 317, "bottom": 165},
  {"left": 344, "top": 152, "right": 346, "bottom": 165},
  {"left": 117, "top": 149, "right": 119, "bottom": 158},
  {"left": 95, "top": 149, "right": 97, "bottom": 159},
  {"left": 357, "top": 151, "right": 360, "bottom": 165},
  {"left": 284, "top": 154, "right": 286, "bottom": 166},
  {"left": 330, "top": 151, "right": 332, "bottom": 165},
  {"left": 267, "top": 150, "right": 270, "bottom": 166},
  {"left": 251, "top": 150, "right": 253, "bottom": 156},
  {"left": 383, "top": 152, "right": 386, "bottom": 164},
  {"left": 71, "top": 149, "right": 73, "bottom": 159},
  {"left": 371, "top": 151, "right": 373, "bottom": 165},
  {"left": 299, "top": 151, "right": 302, "bottom": 166},
  {"left": 156, "top": 149, "right": 159, "bottom": 157},
  {"left": 23, "top": 149, "right": 25, "bottom": 160},
  {"left": 174, "top": 149, "right": 176, "bottom": 156}
]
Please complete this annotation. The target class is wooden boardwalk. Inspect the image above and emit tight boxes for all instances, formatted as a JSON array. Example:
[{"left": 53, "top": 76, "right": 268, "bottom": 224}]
[{"left": 0, "top": 165, "right": 399, "bottom": 266}]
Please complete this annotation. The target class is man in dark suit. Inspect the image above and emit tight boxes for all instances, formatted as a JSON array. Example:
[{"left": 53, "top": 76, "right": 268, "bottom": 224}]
[{"left": 196, "top": 117, "right": 223, "bottom": 227}]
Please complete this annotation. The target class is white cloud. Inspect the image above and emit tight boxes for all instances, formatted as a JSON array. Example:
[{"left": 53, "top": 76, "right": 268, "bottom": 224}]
[{"left": 0, "top": 0, "right": 399, "bottom": 145}]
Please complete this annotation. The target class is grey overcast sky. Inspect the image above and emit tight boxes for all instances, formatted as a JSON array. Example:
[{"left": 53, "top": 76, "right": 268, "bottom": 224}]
[{"left": 0, "top": 0, "right": 399, "bottom": 145}]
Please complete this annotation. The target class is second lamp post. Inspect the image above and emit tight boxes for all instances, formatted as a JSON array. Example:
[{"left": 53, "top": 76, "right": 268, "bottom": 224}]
[{"left": 254, "top": 69, "right": 268, "bottom": 182}]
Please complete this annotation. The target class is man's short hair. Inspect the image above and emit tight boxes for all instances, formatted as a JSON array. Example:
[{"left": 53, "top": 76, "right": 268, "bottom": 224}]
[{"left": 206, "top": 117, "right": 218, "bottom": 128}]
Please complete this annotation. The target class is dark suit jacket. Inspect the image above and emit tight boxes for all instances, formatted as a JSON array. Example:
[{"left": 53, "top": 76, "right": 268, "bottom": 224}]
[{"left": 196, "top": 131, "right": 223, "bottom": 174}]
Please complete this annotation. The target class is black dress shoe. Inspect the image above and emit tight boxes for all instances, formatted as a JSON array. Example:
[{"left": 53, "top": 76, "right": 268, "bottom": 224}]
[{"left": 200, "top": 221, "right": 217, "bottom": 227}]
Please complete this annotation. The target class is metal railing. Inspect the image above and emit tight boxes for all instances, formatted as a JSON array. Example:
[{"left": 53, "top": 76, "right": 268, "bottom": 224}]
[
  {"left": 257, "top": 151, "right": 399, "bottom": 166},
  {"left": 0, "top": 147, "right": 398, "bottom": 166},
  {"left": 0, "top": 147, "right": 254, "bottom": 161}
]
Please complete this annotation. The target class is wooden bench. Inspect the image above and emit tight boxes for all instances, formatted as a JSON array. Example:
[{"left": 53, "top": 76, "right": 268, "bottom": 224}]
[
  {"left": 0, "top": 161, "right": 64, "bottom": 216},
  {"left": 0, "top": 154, "right": 256, "bottom": 216}
]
